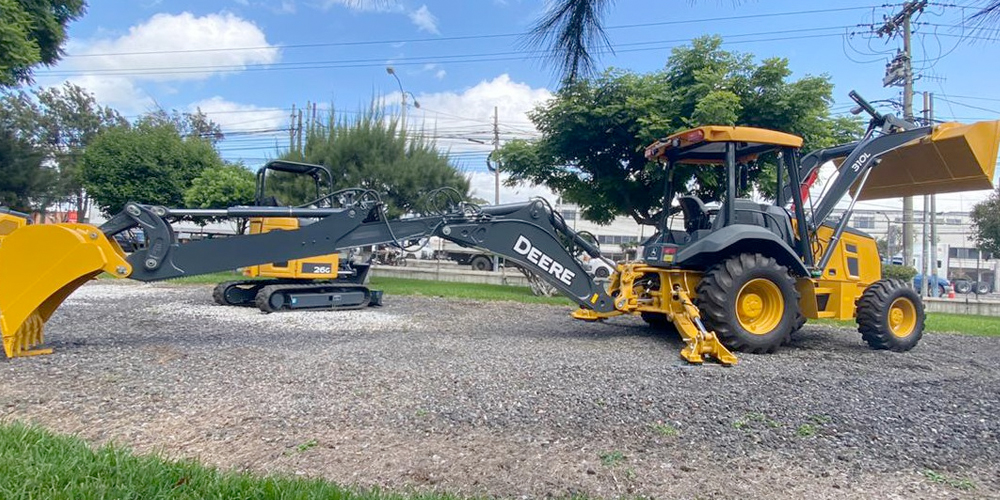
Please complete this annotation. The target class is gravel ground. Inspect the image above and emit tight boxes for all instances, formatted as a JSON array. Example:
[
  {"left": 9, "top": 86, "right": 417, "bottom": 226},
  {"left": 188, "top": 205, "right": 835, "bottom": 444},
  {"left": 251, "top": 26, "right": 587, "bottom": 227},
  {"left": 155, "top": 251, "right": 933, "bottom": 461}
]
[{"left": 2, "top": 280, "right": 1000, "bottom": 499}]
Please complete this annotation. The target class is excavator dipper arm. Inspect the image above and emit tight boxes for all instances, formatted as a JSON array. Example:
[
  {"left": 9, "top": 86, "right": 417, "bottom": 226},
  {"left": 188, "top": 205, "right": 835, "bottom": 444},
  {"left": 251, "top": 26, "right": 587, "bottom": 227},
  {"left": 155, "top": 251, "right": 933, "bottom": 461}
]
[{"left": 1, "top": 198, "right": 616, "bottom": 357}]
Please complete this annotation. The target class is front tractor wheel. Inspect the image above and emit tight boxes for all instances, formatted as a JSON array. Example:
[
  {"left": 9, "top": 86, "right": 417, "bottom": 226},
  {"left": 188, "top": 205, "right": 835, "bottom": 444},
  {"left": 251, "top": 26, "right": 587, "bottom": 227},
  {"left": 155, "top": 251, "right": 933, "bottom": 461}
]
[
  {"left": 697, "top": 253, "right": 800, "bottom": 353},
  {"left": 856, "top": 279, "right": 925, "bottom": 352}
]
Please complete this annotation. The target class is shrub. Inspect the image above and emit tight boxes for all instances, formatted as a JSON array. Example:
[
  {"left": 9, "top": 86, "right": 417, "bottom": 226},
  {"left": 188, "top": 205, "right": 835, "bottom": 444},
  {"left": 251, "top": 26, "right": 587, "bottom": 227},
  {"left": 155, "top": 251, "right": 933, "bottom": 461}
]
[{"left": 883, "top": 264, "right": 918, "bottom": 282}]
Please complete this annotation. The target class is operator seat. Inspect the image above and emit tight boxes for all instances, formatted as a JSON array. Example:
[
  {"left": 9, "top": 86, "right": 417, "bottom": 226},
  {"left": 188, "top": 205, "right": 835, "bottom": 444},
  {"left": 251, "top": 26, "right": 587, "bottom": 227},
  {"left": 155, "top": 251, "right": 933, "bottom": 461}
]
[
  {"left": 678, "top": 195, "right": 712, "bottom": 233},
  {"left": 713, "top": 199, "right": 796, "bottom": 247}
]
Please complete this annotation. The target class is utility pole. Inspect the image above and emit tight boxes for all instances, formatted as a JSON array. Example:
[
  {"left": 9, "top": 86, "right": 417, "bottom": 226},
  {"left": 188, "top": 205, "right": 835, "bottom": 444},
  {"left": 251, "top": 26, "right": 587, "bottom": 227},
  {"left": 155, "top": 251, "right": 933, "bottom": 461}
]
[
  {"left": 492, "top": 106, "right": 500, "bottom": 206},
  {"left": 878, "top": 0, "right": 926, "bottom": 270},
  {"left": 289, "top": 103, "right": 297, "bottom": 152},
  {"left": 491, "top": 106, "right": 500, "bottom": 272},
  {"left": 296, "top": 108, "right": 304, "bottom": 155},
  {"left": 926, "top": 92, "right": 939, "bottom": 296},
  {"left": 921, "top": 91, "right": 931, "bottom": 296}
]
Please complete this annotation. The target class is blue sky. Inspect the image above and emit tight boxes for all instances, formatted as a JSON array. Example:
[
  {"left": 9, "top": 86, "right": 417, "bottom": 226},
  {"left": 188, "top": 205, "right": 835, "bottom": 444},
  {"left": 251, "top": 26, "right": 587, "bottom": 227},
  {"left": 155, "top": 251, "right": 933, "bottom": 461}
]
[{"left": 31, "top": 0, "right": 1000, "bottom": 209}]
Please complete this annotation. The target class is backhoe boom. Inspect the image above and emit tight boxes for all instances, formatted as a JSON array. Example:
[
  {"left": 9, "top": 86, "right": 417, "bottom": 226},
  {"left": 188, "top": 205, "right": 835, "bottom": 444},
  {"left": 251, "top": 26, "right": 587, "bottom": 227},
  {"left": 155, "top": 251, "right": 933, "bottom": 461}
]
[{"left": 1, "top": 198, "right": 616, "bottom": 357}]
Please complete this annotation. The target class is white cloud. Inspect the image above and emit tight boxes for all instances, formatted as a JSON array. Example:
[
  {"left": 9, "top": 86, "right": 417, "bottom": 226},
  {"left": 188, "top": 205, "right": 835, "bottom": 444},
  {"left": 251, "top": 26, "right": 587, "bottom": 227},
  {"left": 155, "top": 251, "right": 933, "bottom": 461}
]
[
  {"left": 188, "top": 96, "right": 287, "bottom": 132},
  {"left": 408, "top": 74, "right": 550, "bottom": 148},
  {"left": 64, "top": 12, "right": 279, "bottom": 82},
  {"left": 278, "top": 0, "right": 296, "bottom": 13},
  {"left": 402, "top": 74, "right": 554, "bottom": 204},
  {"left": 466, "top": 171, "right": 557, "bottom": 205},
  {"left": 408, "top": 5, "right": 440, "bottom": 34},
  {"left": 420, "top": 63, "right": 446, "bottom": 80},
  {"left": 63, "top": 75, "right": 155, "bottom": 115},
  {"left": 317, "top": 0, "right": 398, "bottom": 12}
]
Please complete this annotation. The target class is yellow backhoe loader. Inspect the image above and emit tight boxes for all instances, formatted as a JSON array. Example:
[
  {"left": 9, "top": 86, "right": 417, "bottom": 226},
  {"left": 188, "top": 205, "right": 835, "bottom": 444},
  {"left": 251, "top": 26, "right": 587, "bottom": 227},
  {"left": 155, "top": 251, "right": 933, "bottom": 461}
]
[{"left": 1, "top": 92, "right": 998, "bottom": 364}]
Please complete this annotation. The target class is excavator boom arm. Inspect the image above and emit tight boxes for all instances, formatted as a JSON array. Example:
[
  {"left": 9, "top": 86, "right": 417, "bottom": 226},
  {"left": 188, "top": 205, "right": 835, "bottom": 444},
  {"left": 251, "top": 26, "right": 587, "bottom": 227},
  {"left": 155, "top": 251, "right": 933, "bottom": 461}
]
[{"left": 1, "top": 198, "right": 615, "bottom": 356}]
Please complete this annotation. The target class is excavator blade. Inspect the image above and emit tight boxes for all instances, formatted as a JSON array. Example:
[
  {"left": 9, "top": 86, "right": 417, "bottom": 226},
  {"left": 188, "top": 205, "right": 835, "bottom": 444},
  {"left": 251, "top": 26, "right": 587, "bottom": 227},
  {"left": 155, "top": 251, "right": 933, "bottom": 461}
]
[
  {"left": 855, "top": 120, "right": 1000, "bottom": 200},
  {"left": 0, "top": 223, "right": 130, "bottom": 358}
]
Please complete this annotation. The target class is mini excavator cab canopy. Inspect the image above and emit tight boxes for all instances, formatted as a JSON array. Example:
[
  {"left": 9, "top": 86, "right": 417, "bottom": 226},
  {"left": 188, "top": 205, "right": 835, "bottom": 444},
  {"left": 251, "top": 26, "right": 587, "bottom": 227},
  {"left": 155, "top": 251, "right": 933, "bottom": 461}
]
[{"left": 255, "top": 160, "right": 335, "bottom": 207}]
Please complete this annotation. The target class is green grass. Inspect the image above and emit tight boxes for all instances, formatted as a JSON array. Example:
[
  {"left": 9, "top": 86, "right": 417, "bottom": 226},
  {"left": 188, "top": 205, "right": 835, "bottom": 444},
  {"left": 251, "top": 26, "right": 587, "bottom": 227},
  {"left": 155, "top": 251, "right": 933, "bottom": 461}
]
[
  {"left": 649, "top": 422, "right": 679, "bottom": 437},
  {"left": 598, "top": 451, "right": 625, "bottom": 467},
  {"left": 922, "top": 469, "right": 976, "bottom": 491},
  {"left": 367, "top": 277, "right": 571, "bottom": 306},
  {"left": 815, "top": 312, "right": 1000, "bottom": 337},
  {"left": 0, "top": 420, "right": 458, "bottom": 500}
]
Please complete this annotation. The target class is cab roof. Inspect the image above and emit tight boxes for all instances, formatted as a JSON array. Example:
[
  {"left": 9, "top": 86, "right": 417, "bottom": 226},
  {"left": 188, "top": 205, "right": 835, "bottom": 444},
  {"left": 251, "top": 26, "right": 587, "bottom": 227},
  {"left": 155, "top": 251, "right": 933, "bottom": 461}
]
[
  {"left": 644, "top": 126, "right": 804, "bottom": 165},
  {"left": 259, "top": 160, "right": 328, "bottom": 177}
]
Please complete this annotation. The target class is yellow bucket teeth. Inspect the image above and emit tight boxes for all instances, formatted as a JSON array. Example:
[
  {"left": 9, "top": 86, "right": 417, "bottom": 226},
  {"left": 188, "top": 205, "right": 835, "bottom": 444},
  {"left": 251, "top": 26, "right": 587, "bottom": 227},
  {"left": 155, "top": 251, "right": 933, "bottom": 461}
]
[
  {"left": 0, "top": 223, "right": 130, "bottom": 358},
  {"left": 2, "top": 310, "right": 50, "bottom": 357}
]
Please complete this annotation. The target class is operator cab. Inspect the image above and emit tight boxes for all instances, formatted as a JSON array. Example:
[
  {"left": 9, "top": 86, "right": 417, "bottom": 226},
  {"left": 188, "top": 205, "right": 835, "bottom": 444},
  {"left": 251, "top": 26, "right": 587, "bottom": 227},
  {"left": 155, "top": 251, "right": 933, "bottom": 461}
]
[
  {"left": 256, "top": 160, "right": 334, "bottom": 207},
  {"left": 641, "top": 126, "right": 805, "bottom": 268}
]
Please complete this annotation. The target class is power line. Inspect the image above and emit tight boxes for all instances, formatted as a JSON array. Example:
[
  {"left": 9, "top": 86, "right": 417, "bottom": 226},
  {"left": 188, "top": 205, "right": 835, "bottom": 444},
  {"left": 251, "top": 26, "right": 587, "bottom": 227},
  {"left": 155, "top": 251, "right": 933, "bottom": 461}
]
[
  {"left": 40, "top": 26, "right": 864, "bottom": 78},
  {"left": 935, "top": 97, "right": 1000, "bottom": 115},
  {"left": 61, "top": 5, "right": 889, "bottom": 59}
]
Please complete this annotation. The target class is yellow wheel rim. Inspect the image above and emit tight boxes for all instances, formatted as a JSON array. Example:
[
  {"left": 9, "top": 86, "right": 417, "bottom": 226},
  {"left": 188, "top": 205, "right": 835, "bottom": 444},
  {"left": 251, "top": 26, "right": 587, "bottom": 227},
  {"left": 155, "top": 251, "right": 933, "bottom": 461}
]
[
  {"left": 736, "top": 278, "right": 785, "bottom": 335},
  {"left": 888, "top": 297, "right": 917, "bottom": 338}
]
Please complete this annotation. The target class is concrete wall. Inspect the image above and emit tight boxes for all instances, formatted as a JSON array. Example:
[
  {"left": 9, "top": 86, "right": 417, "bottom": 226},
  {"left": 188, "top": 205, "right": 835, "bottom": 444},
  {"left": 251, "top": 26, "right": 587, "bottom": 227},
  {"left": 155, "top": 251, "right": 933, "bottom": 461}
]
[
  {"left": 370, "top": 260, "right": 531, "bottom": 287},
  {"left": 923, "top": 297, "right": 1000, "bottom": 316}
]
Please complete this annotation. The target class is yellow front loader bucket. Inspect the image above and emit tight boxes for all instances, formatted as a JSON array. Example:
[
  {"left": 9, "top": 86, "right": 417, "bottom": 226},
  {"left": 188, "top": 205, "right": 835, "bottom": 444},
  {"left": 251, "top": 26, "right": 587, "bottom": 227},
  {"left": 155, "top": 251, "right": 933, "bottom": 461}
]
[
  {"left": 855, "top": 120, "right": 1000, "bottom": 200},
  {"left": 0, "top": 222, "right": 130, "bottom": 358}
]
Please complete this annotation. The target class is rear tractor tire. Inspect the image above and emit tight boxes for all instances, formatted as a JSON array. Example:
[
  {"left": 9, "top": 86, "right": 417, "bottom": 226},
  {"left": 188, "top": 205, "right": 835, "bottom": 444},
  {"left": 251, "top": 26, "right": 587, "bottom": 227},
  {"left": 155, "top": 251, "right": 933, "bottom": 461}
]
[
  {"left": 697, "top": 253, "right": 800, "bottom": 353},
  {"left": 856, "top": 278, "right": 925, "bottom": 352}
]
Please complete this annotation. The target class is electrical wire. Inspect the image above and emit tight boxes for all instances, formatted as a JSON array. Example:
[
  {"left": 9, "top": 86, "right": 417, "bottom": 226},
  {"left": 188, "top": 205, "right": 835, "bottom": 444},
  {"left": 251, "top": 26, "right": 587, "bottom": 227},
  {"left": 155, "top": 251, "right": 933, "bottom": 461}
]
[{"left": 60, "top": 5, "right": 891, "bottom": 59}]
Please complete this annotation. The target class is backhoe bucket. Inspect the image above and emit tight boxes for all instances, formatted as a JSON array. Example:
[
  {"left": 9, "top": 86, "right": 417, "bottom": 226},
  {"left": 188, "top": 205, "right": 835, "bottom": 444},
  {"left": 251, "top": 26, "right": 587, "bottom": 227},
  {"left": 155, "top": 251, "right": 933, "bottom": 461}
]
[
  {"left": 0, "top": 223, "right": 130, "bottom": 358},
  {"left": 854, "top": 120, "right": 1000, "bottom": 200}
]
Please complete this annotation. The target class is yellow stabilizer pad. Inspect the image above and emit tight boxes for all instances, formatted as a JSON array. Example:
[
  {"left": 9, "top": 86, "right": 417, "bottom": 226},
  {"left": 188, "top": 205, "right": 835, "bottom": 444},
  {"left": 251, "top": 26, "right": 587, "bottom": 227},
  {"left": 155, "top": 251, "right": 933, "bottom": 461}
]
[
  {"left": 855, "top": 120, "right": 1000, "bottom": 200},
  {"left": 0, "top": 223, "right": 130, "bottom": 358}
]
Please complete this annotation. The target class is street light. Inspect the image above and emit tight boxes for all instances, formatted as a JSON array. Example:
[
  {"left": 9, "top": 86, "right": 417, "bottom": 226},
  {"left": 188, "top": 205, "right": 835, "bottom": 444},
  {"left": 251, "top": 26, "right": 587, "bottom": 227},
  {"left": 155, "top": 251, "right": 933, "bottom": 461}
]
[{"left": 386, "top": 66, "right": 420, "bottom": 125}]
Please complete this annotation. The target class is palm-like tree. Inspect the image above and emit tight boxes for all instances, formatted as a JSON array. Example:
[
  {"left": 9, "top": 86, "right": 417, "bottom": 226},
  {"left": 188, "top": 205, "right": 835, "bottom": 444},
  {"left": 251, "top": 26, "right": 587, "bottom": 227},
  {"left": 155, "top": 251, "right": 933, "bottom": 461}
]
[
  {"left": 524, "top": 0, "right": 1000, "bottom": 85},
  {"left": 971, "top": 1, "right": 1000, "bottom": 35},
  {"left": 522, "top": 0, "right": 616, "bottom": 84}
]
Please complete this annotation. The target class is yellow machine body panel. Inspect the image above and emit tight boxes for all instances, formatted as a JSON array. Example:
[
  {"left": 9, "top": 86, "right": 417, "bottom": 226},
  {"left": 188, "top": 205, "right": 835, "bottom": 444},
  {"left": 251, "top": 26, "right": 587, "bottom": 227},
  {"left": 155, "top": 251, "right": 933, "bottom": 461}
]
[
  {"left": 853, "top": 120, "right": 1000, "bottom": 200},
  {"left": 797, "top": 224, "right": 882, "bottom": 321},
  {"left": 242, "top": 217, "right": 340, "bottom": 280},
  {"left": 0, "top": 212, "right": 27, "bottom": 240},
  {"left": 0, "top": 223, "right": 131, "bottom": 357}
]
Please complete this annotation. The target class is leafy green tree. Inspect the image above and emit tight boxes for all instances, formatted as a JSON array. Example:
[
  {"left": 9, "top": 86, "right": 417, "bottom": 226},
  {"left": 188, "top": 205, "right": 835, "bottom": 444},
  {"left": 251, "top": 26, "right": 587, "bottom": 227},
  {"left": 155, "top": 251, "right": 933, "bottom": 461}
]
[
  {"left": 971, "top": 188, "right": 1000, "bottom": 257},
  {"left": 0, "top": 0, "right": 86, "bottom": 87},
  {"left": 0, "top": 127, "right": 49, "bottom": 211},
  {"left": 525, "top": 1, "right": 1000, "bottom": 83},
  {"left": 141, "top": 109, "right": 224, "bottom": 145},
  {"left": 81, "top": 118, "right": 224, "bottom": 215},
  {"left": 498, "top": 36, "right": 862, "bottom": 225},
  {"left": 281, "top": 106, "right": 470, "bottom": 217},
  {"left": 0, "top": 83, "right": 125, "bottom": 219},
  {"left": 184, "top": 163, "right": 256, "bottom": 233}
]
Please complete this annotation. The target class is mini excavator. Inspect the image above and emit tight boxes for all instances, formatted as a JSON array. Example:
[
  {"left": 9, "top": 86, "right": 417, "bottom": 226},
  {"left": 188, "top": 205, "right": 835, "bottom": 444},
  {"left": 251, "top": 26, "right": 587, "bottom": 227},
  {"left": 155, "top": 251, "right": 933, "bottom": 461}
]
[
  {"left": 2, "top": 92, "right": 998, "bottom": 365},
  {"left": 211, "top": 160, "right": 380, "bottom": 312}
]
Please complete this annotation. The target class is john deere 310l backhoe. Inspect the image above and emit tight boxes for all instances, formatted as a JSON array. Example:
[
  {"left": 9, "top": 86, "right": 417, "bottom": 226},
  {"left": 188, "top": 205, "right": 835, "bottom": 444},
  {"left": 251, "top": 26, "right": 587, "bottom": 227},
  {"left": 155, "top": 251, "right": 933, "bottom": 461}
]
[{"left": 2, "top": 92, "right": 998, "bottom": 364}]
